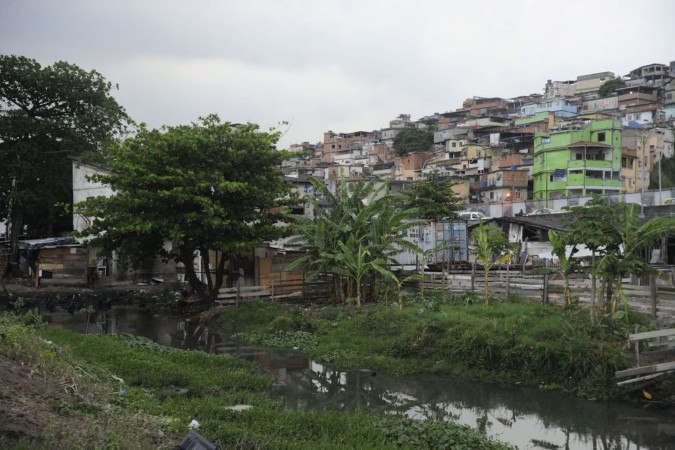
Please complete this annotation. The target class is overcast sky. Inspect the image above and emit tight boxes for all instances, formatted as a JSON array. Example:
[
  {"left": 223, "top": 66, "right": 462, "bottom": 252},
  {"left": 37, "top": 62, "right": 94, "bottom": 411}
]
[{"left": 1, "top": 0, "right": 674, "bottom": 148}]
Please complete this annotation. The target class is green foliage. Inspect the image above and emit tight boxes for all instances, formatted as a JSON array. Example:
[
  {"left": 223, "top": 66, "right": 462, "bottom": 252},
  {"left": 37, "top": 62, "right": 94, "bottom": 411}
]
[
  {"left": 218, "top": 300, "right": 636, "bottom": 399},
  {"left": 75, "top": 115, "right": 296, "bottom": 300},
  {"left": 402, "top": 171, "right": 464, "bottom": 221},
  {"left": 288, "top": 176, "right": 421, "bottom": 306},
  {"left": 548, "top": 230, "right": 577, "bottom": 305},
  {"left": 597, "top": 77, "right": 626, "bottom": 98},
  {"left": 0, "top": 55, "right": 128, "bottom": 270},
  {"left": 567, "top": 198, "right": 675, "bottom": 315},
  {"left": 1, "top": 313, "right": 511, "bottom": 449},
  {"left": 564, "top": 196, "right": 617, "bottom": 254},
  {"left": 218, "top": 300, "right": 288, "bottom": 333},
  {"left": 234, "top": 330, "right": 318, "bottom": 352},
  {"left": 472, "top": 222, "right": 514, "bottom": 305},
  {"left": 379, "top": 416, "right": 510, "bottom": 449},
  {"left": 392, "top": 127, "right": 434, "bottom": 156},
  {"left": 649, "top": 153, "right": 675, "bottom": 189}
]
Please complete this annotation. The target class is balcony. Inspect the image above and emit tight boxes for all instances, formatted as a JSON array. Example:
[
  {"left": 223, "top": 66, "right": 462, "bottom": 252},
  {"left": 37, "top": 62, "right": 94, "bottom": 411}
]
[
  {"left": 566, "top": 173, "right": 621, "bottom": 188},
  {"left": 568, "top": 160, "right": 613, "bottom": 170}
]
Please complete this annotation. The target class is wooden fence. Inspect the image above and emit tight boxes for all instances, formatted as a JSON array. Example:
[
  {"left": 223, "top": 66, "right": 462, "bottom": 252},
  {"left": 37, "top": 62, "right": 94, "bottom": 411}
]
[
  {"left": 422, "top": 269, "right": 675, "bottom": 322},
  {"left": 216, "top": 279, "right": 332, "bottom": 305}
]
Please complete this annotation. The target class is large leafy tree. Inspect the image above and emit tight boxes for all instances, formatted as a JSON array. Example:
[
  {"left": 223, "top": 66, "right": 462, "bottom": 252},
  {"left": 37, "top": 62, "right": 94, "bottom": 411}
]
[
  {"left": 392, "top": 127, "right": 433, "bottom": 156},
  {"left": 564, "top": 197, "right": 617, "bottom": 314},
  {"left": 597, "top": 77, "right": 625, "bottom": 98},
  {"left": 0, "top": 55, "right": 128, "bottom": 276},
  {"left": 566, "top": 199, "right": 675, "bottom": 317},
  {"left": 402, "top": 171, "right": 463, "bottom": 221},
  {"left": 76, "top": 115, "right": 296, "bottom": 302},
  {"left": 649, "top": 154, "right": 675, "bottom": 190}
]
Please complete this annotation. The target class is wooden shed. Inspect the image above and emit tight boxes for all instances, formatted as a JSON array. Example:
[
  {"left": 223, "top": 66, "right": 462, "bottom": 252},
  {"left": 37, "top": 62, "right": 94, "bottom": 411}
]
[{"left": 22, "top": 238, "right": 90, "bottom": 287}]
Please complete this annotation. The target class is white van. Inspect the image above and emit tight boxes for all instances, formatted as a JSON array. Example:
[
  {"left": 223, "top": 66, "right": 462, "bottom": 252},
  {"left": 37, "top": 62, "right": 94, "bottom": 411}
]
[{"left": 458, "top": 211, "right": 488, "bottom": 221}]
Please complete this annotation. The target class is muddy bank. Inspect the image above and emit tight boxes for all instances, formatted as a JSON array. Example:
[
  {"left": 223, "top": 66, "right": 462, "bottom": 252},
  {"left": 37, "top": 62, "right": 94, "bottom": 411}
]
[
  {"left": 0, "top": 281, "right": 202, "bottom": 314},
  {"left": 0, "top": 355, "right": 80, "bottom": 442}
]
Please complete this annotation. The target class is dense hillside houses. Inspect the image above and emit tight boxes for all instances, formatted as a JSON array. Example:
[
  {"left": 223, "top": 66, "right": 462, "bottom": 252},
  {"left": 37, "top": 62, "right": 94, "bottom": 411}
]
[{"left": 283, "top": 61, "right": 675, "bottom": 213}]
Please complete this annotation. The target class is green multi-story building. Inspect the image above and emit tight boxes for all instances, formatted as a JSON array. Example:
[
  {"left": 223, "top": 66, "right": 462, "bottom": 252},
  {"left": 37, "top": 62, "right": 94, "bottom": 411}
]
[{"left": 533, "top": 119, "right": 622, "bottom": 201}]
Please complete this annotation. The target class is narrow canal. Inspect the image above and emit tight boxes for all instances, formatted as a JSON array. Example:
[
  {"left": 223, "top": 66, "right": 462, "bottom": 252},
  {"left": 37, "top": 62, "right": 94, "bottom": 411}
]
[{"left": 42, "top": 305, "right": 675, "bottom": 450}]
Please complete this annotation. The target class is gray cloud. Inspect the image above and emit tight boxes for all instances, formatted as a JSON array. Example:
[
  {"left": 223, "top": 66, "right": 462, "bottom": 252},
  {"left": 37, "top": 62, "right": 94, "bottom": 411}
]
[{"left": 1, "top": 0, "right": 674, "bottom": 147}]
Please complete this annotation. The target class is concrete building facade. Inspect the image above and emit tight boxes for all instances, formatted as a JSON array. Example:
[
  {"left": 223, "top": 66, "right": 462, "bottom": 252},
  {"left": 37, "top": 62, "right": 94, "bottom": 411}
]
[{"left": 533, "top": 119, "right": 622, "bottom": 200}]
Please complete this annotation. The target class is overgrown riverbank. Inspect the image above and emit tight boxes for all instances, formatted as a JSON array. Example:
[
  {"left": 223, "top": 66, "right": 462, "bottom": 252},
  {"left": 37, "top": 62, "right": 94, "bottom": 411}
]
[
  {"left": 0, "top": 311, "right": 510, "bottom": 449},
  {"left": 216, "top": 293, "right": 652, "bottom": 401}
]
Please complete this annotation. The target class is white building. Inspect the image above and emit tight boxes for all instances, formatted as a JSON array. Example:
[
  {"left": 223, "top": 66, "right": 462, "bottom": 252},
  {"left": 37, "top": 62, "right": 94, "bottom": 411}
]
[{"left": 72, "top": 159, "right": 113, "bottom": 233}]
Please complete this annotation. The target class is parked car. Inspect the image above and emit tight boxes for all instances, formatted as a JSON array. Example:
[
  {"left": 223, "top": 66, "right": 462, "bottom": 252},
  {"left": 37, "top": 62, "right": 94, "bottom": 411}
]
[
  {"left": 458, "top": 211, "right": 489, "bottom": 221},
  {"left": 662, "top": 198, "right": 675, "bottom": 205},
  {"left": 526, "top": 208, "right": 562, "bottom": 216}
]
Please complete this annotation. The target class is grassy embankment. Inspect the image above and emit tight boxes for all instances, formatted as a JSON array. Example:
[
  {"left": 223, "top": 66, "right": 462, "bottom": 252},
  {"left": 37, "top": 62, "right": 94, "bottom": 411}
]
[
  {"left": 0, "top": 310, "right": 509, "bottom": 449},
  {"left": 218, "top": 292, "right": 647, "bottom": 400}
]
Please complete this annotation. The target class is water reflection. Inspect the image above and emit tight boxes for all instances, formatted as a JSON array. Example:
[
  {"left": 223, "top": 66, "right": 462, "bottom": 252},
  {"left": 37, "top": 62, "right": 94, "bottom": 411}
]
[{"left": 43, "top": 306, "right": 675, "bottom": 450}]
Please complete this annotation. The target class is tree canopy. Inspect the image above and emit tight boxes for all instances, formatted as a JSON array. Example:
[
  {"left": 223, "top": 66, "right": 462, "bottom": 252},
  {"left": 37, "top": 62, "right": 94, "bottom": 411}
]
[
  {"left": 0, "top": 55, "right": 128, "bottom": 275},
  {"left": 649, "top": 153, "right": 675, "bottom": 190},
  {"left": 597, "top": 77, "right": 626, "bottom": 98},
  {"left": 402, "top": 172, "right": 464, "bottom": 221},
  {"left": 392, "top": 127, "right": 434, "bottom": 156},
  {"left": 76, "top": 115, "right": 296, "bottom": 301},
  {"left": 564, "top": 198, "right": 675, "bottom": 317}
]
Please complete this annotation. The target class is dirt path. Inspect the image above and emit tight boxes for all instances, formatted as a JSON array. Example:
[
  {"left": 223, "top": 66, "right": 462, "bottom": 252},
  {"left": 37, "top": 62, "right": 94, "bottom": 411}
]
[{"left": 0, "top": 355, "right": 80, "bottom": 442}]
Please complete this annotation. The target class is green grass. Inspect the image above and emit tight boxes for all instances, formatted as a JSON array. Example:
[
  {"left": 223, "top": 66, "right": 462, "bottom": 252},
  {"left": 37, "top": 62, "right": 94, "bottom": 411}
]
[
  {"left": 219, "top": 293, "right": 641, "bottom": 399},
  {"left": 0, "top": 312, "right": 509, "bottom": 449}
]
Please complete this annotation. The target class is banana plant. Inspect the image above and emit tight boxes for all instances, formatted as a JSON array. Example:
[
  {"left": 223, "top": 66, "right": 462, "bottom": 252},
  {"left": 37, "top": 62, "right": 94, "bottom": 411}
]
[
  {"left": 548, "top": 229, "right": 578, "bottom": 306},
  {"left": 595, "top": 203, "right": 675, "bottom": 318},
  {"left": 472, "top": 220, "right": 514, "bottom": 306}
]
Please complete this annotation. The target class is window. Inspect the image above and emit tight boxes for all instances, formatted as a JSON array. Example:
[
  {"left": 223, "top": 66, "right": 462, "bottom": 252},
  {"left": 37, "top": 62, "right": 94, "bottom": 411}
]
[
  {"left": 597, "top": 132, "right": 606, "bottom": 142},
  {"left": 576, "top": 153, "right": 583, "bottom": 160}
]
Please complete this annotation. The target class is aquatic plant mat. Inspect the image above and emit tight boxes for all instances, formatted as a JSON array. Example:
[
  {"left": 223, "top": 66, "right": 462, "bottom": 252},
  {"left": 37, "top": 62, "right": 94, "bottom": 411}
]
[
  {"left": 0, "top": 311, "right": 509, "bottom": 449},
  {"left": 219, "top": 294, "right": 651, "bottom": 400}
]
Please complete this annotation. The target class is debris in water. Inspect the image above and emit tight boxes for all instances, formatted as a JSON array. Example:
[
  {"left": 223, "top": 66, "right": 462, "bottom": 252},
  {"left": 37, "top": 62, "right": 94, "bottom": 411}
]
[{"left": 225, "top": 404, "right": 252, "bottom": 411}]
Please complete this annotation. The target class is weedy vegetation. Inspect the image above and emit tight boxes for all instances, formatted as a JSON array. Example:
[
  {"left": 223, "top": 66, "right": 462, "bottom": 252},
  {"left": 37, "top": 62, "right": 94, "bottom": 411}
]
[
  {"left": 221, "top": 294, "right": 646, "bottom": 399},
  {"left": 0, "top": 311, "right": 510, "bottom": 449}
]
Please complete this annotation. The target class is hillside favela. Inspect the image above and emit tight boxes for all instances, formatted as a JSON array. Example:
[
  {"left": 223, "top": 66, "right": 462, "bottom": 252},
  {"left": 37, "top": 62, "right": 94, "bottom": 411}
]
[
  {"left": 2, "top": 4, "right": 675, "bottom": 450},
  {"left": 281, "top": 62, "right": 674, "bottom": 218}
]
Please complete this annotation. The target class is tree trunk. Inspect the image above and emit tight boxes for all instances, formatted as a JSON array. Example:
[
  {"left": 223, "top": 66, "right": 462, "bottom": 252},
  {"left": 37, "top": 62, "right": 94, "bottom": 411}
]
[
  {"left": 590, "top": 251, "right": 596, "bottom": 323},
  {"left": 484, "top": 266, "right": 490, "bottom": 306},
  {"left": 0, "top": 272, "right": 9, "bottom": 298},
  {"left": 6, "top": 202, "right": 23, "bottom": 278},
  {"left": 214, "top": 251, "right": 227, "bottom": 295},
  {"left": 200, "top": 248, "right": 214, "bottom": 299},
  {"left": 180, "top": 247, "right": 207, "bottom": 300},
  {"left": 420, "top": 264, "right": 426, "bottom": 295},
  {"left": 605, "top": 277, "right": 614, "bottom": 313},
  {"left": 355, "top": 277, "right": 361, "bottom": 309},
  {"left": 564, "top": 276, "right": 570, "bottom": 306}
]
